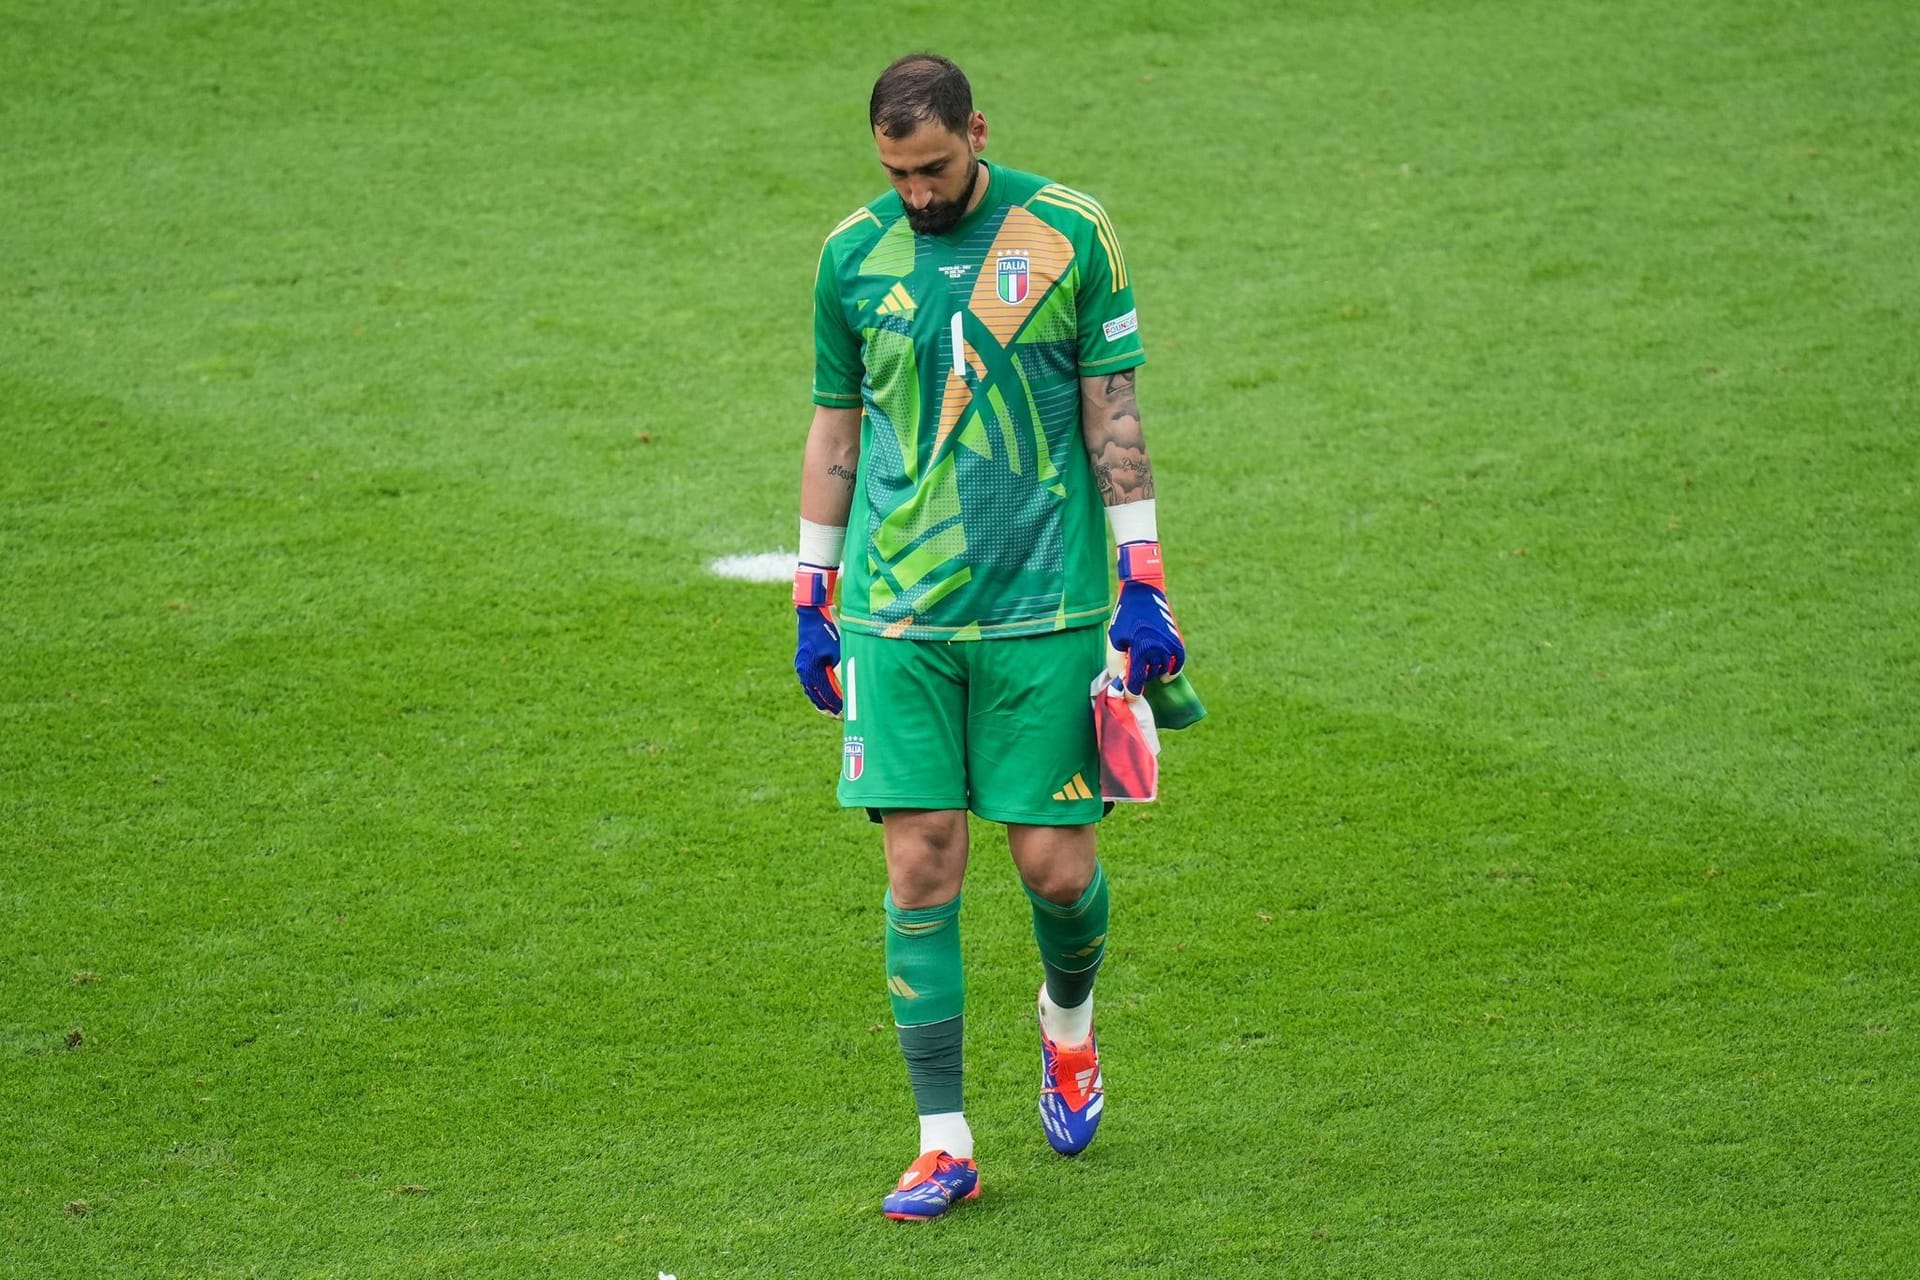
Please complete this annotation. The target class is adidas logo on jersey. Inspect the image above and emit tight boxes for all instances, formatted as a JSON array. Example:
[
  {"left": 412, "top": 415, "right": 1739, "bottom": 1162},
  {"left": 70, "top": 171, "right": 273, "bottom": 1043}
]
[{"left": 875, "top": 282, "right": 915, "bottom": 318}]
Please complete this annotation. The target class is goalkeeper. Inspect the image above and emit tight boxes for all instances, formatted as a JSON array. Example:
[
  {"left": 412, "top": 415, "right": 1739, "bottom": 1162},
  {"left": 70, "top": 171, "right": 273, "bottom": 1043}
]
[{"left": 792, "top": 52, "right": 1187, "bottom": 1222}]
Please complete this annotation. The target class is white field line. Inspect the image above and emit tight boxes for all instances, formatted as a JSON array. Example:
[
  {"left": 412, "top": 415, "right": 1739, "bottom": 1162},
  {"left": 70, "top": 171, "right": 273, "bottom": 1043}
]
[{"left": 707, "top": 550, "right": 793, "bottom": 584}]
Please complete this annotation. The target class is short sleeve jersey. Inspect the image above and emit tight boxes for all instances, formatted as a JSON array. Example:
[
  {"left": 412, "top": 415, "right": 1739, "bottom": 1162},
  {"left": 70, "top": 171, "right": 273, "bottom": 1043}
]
[{"left": 812, "top": 163, "right": 1144, "bottom": 641}]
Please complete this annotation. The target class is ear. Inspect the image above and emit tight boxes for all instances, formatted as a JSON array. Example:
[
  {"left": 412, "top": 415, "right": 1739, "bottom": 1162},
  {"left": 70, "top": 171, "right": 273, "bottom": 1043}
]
[{"left": 969, "top": 110, "right": 989, "bottom": 154}]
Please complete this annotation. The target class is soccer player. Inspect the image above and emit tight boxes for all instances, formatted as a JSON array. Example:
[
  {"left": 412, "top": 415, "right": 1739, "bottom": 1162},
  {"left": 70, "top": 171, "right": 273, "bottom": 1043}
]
[{"left": 792, "top": 53, "right": 1186, "bottom": 1222}]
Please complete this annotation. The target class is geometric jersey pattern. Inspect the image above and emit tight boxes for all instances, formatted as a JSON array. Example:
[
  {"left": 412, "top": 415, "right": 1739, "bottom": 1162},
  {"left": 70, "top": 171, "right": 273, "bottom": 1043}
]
[{"left": 813, "top": 164, "right": 1145, "bottom": 641}]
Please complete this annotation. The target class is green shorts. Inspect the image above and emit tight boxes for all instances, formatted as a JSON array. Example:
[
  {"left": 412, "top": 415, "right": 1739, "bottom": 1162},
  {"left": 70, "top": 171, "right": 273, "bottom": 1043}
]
[{"left": 838, "top": 626, "right": 1105, "bottom": 825}]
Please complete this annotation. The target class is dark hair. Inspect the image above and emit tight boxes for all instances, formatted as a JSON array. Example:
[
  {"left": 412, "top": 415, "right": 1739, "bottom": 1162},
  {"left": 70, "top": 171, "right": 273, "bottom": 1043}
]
[{"left": 869, "top": 53, "right": 972, "bottom": 139}]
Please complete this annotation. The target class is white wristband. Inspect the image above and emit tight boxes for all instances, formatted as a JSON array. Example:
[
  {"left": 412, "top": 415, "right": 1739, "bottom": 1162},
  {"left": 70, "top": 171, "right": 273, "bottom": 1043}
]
[
  {"left": 1104, "top": 499, "right": 1158, "bottom": 546},
  {"left": 798, "top": 517, "right": 847, "bottom": 569}
]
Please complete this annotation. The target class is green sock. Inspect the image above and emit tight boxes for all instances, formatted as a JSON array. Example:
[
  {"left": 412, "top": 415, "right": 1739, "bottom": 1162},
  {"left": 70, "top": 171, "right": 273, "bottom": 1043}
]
[
  {"left": 885, "top": 891, "right": 965, "bottom": 1115},
  {"left": 1028, "top": 863, "right": 1109, "bottom": 1010}
]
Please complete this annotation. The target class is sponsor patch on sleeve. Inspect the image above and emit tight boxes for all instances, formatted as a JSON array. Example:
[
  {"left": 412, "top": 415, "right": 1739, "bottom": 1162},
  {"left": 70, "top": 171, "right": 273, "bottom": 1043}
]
[{"left": 1101, "top": 309, "right": 1139, "bottom": 342}]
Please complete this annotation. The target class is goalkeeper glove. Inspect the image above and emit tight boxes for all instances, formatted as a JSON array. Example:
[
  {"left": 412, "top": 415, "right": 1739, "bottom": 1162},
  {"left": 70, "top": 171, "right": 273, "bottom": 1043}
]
[
  {"left": 1109, "top": 541, "right": 1185, "bottom": 695},
  {"left": 793, "top": 564, "right": 843, "bottom": 717}
]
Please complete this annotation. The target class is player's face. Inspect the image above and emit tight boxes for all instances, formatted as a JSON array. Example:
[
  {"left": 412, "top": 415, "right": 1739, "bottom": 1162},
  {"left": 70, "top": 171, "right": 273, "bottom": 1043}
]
[{"left": 875, "top": 112, "right": 988, "bottom": 235}]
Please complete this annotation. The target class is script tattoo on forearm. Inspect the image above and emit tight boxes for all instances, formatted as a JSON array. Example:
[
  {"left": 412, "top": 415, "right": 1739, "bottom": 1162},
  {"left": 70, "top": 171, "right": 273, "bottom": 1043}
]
[
  {"left": 826, "top": 463, "right": 857, "bottom": 488},
  {"left": 1087, "top": 369, "right": 1154, "bottom": 504}
]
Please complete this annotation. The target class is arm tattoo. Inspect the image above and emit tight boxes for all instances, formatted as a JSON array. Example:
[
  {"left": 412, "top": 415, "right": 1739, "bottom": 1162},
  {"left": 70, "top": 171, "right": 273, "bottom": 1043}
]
[
  {"left": 826, "top": 463, "right": 857, "bottom": 487},
  {"left": 1085, "top": 369, "right": 1154, "bottom": 504}
]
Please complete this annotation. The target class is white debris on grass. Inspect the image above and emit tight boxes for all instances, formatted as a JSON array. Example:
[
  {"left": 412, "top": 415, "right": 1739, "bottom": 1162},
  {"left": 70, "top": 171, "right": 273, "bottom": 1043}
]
[{"left": 707, "top": 550, "right": 793, "bottom": 584}]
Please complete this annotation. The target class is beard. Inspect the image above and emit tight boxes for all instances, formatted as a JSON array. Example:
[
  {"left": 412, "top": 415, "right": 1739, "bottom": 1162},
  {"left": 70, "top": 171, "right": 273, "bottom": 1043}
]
[
  {"left": 905, "top": 197, "right": 966, "bottom": 236},
  {"left": 904, "top": 161, "right": 982, "bottom": 235}
]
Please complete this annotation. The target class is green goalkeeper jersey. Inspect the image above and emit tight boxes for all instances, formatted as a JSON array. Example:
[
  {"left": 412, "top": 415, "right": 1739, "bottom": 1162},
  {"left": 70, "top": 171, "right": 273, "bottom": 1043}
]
[{"left": 812, "top": 163, "right": 1145, "bottom": 641}]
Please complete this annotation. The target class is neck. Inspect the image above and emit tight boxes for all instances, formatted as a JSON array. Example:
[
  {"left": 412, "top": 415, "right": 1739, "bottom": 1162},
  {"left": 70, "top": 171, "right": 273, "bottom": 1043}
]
[{"left": 962, "top": 159, "right": 987, "bottom": 215}]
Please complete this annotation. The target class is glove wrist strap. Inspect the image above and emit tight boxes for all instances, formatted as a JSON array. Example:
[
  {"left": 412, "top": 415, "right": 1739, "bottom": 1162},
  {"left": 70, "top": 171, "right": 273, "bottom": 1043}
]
[
  {"left": 793, "top": 566, "right": 839, "bottom": 608},
  {"left": 1116, "top": 541, "right": 1166, "bottom": 590}
]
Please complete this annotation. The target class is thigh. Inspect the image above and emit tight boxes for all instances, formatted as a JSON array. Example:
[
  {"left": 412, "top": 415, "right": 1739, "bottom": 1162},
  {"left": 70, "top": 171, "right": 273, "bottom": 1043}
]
[
  {"left": 837, "top": 632, "right": 969, "bottom": 811},
  {"left": 964, "top": 626, "right": 1105, "bottom": 826}
]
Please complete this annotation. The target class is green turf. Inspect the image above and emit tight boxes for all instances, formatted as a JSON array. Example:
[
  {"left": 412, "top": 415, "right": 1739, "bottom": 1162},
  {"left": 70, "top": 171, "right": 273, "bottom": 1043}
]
[{"left": 4, "top": 0, "right": 1917, "bottom": 1275}]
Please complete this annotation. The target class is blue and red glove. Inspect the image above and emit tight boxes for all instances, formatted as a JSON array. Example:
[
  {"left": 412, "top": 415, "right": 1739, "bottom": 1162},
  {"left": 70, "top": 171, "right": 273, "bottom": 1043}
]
[
  {"left": 793, "top": 564, "right": 843, "bottom": 716},
  {"left": 1109, "top": 541, "right": 1185, "bottom": 695}
]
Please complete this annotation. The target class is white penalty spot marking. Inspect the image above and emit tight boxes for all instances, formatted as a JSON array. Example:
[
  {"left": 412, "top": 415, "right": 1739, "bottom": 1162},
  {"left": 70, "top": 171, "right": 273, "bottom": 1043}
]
[{"left": 708, "top": 550, "right": 794, "bottom": 584}]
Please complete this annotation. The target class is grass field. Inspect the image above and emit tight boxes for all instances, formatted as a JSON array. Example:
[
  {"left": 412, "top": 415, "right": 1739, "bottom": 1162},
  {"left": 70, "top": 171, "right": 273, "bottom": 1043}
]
[{"left": 5, "top": 1, "right": 1917, "bottom": 1275}]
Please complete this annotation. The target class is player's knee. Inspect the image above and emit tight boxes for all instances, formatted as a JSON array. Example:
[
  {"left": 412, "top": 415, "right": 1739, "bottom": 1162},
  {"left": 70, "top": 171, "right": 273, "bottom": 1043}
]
[
  {"left": 1020, "top": 862, "right": 1094, "bottom": 907},
  {"left": 1009, "top": 825, "right": 1097, "bottom": 906}
]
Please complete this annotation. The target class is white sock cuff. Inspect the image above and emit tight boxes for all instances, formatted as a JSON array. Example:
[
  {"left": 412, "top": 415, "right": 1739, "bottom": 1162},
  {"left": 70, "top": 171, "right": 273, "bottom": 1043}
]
[
  {"left": 1039, "top": 988, "right": 1095, "bottom": 1046},
  {"left": 918, "top": 1111, "right": 974, "bottom": 1159}
]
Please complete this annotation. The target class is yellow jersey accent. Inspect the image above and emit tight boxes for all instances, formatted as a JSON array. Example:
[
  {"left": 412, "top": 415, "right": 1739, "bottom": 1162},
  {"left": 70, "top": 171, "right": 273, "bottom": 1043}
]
[
  {"left": 1040, "top": 184, "right": 1124, "bottom": 265},
  {"left": 828, "top": 206, "right": 883, "bottom": 240},
  {"left": 1031, "top": 185, "right": 1127, "bottom": 289}
]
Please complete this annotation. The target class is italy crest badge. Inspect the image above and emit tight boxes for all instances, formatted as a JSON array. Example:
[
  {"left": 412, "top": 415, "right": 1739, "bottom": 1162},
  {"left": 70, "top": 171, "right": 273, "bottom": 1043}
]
[{"left": 996, "top": 254, "right": 1030, "bottom": 305}]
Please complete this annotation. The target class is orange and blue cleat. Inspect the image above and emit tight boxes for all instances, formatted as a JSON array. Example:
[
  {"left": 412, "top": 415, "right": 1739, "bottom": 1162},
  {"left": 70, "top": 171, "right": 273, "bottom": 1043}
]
[
  {"left": 882, "top": 1149, "right": 980, "bottom": 1221},
  {"left": 1038, "top": 1003, "right": 1104, "bottom": 1156}
]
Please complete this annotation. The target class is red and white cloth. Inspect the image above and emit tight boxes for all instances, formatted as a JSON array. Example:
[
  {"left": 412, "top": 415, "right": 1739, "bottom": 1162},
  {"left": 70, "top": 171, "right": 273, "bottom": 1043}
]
[{"left": 1091, "top": 672, "right": 1161, "bottom": 803}]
